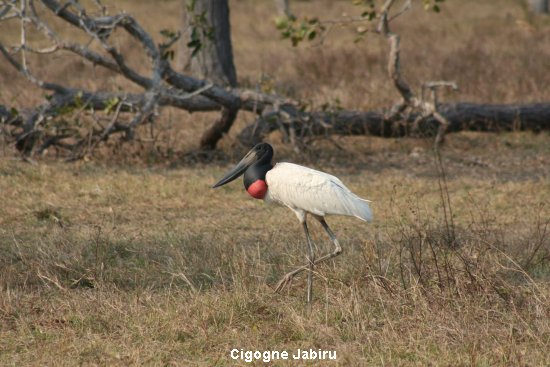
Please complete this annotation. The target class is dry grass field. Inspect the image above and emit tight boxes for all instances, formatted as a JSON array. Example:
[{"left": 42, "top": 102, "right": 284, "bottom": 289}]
[
  {"left": 1, "top": 0, "right": 550, "bottom": 366},
  {"left": 1, "top": 134, "right": 549, "bottom": 366}
]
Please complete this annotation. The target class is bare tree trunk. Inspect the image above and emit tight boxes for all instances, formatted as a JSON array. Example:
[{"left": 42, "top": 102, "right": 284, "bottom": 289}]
[
  {"left": 179, "top": 0, "right": 238, "bottom": 149},
  {"left": 178, "top": 0, "right": 237, "bottom": 86},
  {"left": 528, "top": 0, "right": 549, "bottom": 13}
]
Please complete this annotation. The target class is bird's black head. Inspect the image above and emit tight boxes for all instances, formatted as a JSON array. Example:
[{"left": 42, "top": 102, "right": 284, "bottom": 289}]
[
  {"left": 250, "top": 142, "right": 273, "bottom": 164},
  {"left": 212, "top": 143, "right": 274, "bottom": 188}
]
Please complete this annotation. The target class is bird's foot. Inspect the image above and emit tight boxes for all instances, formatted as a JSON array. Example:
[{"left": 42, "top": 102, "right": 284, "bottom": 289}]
[{"left": 274, "top": 272, "right": 295, "bottom": 293}]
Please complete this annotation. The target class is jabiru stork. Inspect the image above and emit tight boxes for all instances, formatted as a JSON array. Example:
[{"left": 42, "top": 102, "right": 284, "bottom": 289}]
[{"left": 212, "top": 143, "right": 372, "bottom": 303}]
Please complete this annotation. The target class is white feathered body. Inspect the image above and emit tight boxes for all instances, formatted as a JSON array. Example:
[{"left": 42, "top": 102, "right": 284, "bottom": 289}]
[{"left": 264, "top": 163, "right": 372, "bottom": 222}]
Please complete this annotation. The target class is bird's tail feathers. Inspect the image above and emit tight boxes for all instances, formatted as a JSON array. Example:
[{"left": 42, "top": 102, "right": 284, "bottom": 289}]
[{"left": 351, "top": 197, "right": 373, "bottom": 222}]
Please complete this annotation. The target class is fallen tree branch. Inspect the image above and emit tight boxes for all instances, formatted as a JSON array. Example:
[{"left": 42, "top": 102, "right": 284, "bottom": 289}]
[{"left": 237, "top": 103, "right": 550, "bottom": 145}]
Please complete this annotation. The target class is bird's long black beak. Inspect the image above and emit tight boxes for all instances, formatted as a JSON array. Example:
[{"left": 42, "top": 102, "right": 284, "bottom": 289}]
[{"left": 212, "top": 149, "right": 259, "bottom": 188}]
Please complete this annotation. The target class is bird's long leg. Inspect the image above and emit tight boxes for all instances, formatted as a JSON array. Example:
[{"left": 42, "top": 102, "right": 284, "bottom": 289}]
[
  {"left": 275, "top": 217, "right": 342, "bottom": 294},
  {"left": 316, "top": 217, "right": 343, "bottom": 260},
  {"left": 274, "top": 218, "right": 316, "bottom": 301},
  {"left": 303, "top": 221, "right": 315, "bottom": 304}
]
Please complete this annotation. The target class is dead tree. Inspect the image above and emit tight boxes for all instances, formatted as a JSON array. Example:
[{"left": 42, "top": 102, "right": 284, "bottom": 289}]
[
  {"left": 0, "top": 0, "right": 291, "bottom": 158},
  {"left": 0, "top": 0, "right": 549, "bottom": 159}
]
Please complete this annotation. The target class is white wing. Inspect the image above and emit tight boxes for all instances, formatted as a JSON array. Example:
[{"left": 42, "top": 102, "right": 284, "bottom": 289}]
[{"left": 265, "top": 163, "right": 372, "bottom": 222}]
